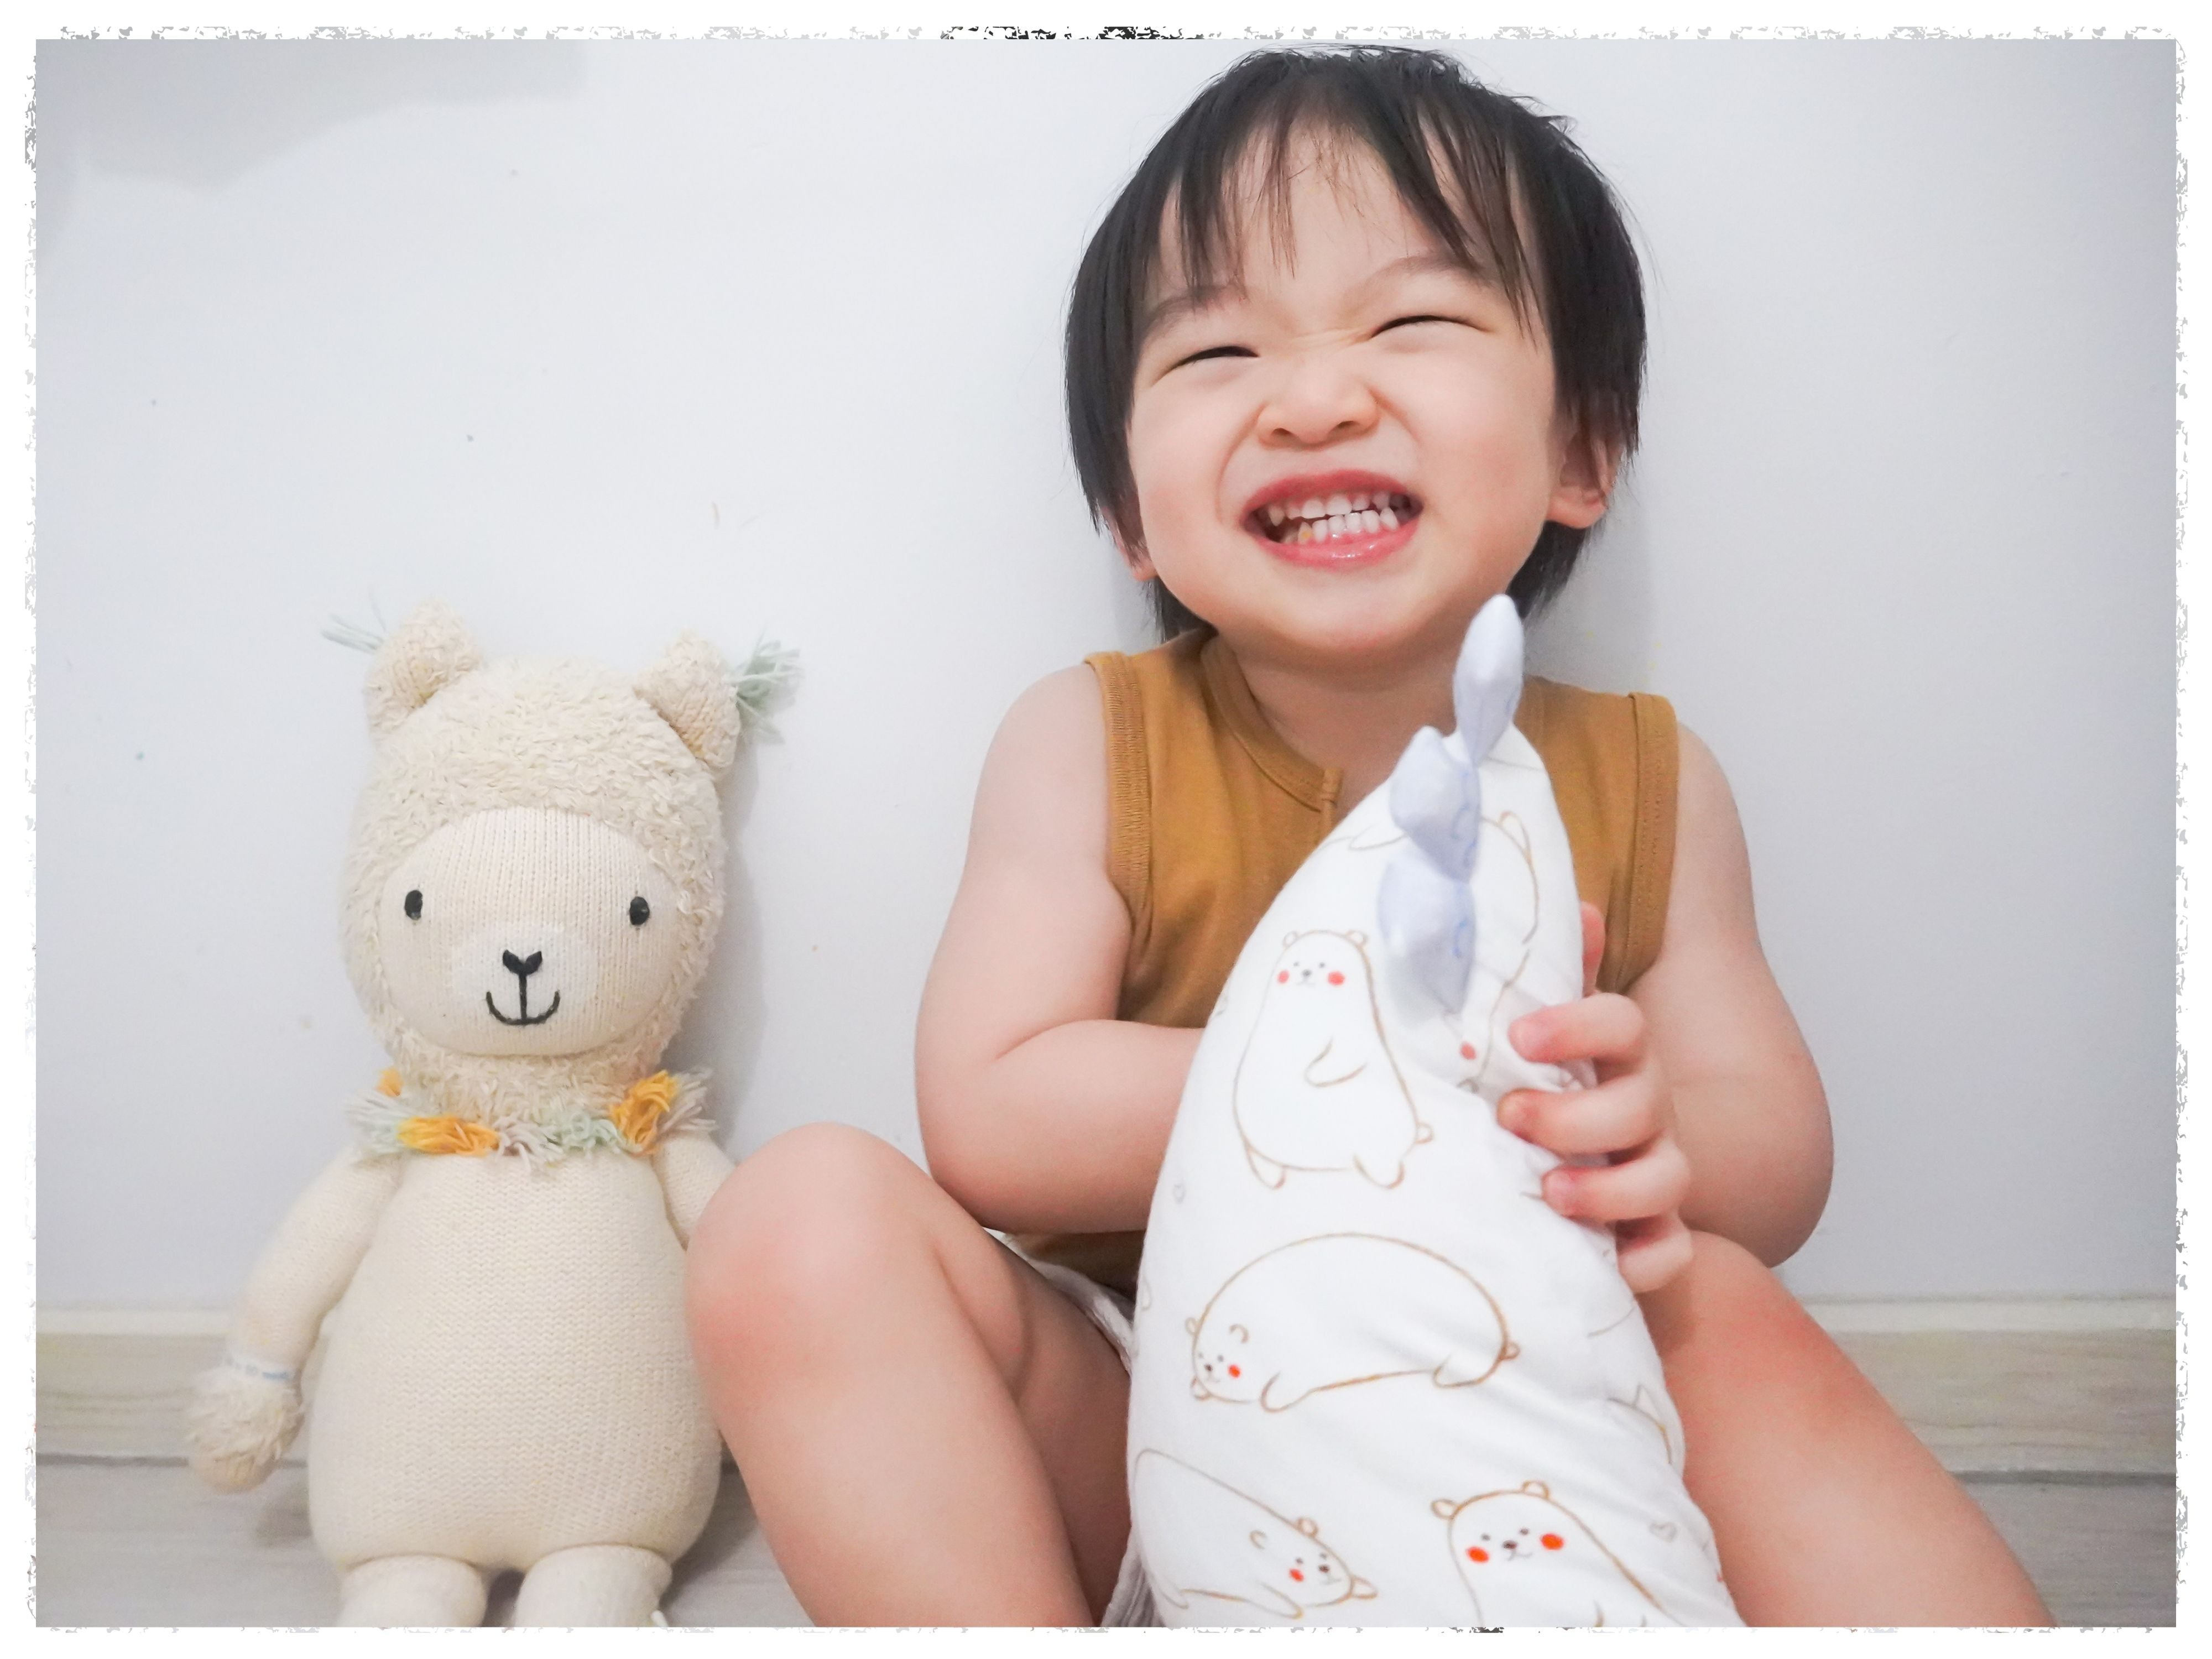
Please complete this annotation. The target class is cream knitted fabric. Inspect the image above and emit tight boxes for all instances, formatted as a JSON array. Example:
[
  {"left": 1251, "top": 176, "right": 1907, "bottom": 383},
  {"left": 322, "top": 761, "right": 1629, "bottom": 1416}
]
[
  {"left": 1125, "top": 599, "right": 1739, "bottom": 1627},
  {"left": 185, "top": 602, "right": 778, "bottom": 1626}
]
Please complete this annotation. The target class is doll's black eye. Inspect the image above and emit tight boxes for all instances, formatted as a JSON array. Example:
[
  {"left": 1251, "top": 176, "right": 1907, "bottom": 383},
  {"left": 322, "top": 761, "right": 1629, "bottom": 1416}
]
[
  {"left": 404, "top": 890, "right": 423, "bottom": 920},
  {"left": 629, "top": 895, "right": 650, "bottom": 926}
]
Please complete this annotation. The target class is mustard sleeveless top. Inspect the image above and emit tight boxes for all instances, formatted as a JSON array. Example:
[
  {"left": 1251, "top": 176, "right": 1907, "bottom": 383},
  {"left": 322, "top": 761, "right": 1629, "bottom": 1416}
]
[{"left": 1015, "top": 629, "right": 1679, "bottom": 1294}]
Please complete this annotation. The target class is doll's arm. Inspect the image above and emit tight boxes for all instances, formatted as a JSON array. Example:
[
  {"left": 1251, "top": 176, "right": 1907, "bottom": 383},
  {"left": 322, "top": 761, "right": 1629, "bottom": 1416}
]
[
  {"left": 185, "top": 1149, "right": 404, "bottom": 1492},
  {"left": 654, "top": 1133, "right": 735, "bottom": 1246}
]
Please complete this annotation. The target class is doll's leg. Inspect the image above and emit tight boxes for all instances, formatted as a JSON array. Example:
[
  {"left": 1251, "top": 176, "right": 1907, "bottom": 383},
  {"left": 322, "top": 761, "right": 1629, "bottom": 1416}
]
[
  {"left": 335, "top": 1554, "right": 489, "bottom": 1626},
  {"left": 514, "top": 1544, "right": 672, "bottom": 1626},
  {"left": 686, "top": 1123, "right": 1131, "bottom": 1626},
  {"left": 1645, "top": 1232, "right": 2051, "bottom": 1627}
]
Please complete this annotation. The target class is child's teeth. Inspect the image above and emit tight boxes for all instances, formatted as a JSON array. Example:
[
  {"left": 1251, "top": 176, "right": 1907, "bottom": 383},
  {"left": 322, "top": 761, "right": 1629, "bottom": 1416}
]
[
  {"left": 1361, "top": 509, "right": 1382, "bottom": 533},
  {"left": 1266, "top": 502, "right": 1286, "bottom": 526},
  {"left": 1326, "top": 514, "right": 1349, "bottom": 538},
  {"left": 1326, "top": 493, "right": 1350, "bottom": 517},
  {"left": 1301, "top": 498, "right": 1325, "bottom": 519},
  {"left": 1296, "top": 521, "right": 1314, "bottom": 543},
  {"left": 1380, "top": 506, "right": 1400, "bottom": 530},
  {"left": 1349, "top": 492, "right": 1370, "bottom": 512}
]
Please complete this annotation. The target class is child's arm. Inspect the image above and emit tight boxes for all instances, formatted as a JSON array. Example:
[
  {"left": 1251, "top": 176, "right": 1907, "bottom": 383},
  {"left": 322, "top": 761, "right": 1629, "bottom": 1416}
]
[
  {"left": 1505, "top": 727, "right": 1832, "bottom": 1272},
  {"left": 185, "top": 1149, "right": 405, "bottom": 1491},
  {"left": 1637, "top": 728, "right": 1832, "bottom": 1259},
  {"left": 915, "top": 667, "right": 1198, "bottom": 1234}
]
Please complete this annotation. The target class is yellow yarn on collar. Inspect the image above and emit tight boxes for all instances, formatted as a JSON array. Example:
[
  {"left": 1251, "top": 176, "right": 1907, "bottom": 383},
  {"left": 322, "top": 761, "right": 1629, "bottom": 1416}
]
[
  {"left": 357, "top": 1070, "right": 692, "bottom": 1160},
  {"left": 396, "top": 1115, "right": 504, "bottom": 1156},
  {"left": 609, "top": 1071, "right": 682, "bottom": 1151}
]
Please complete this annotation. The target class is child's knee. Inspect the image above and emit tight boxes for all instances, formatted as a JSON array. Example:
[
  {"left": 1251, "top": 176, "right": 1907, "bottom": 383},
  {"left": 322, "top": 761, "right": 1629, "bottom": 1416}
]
[
  {"left": 685, "top": 1123, "right": 926, "bottom": 1366},
  {"left": 1647, "top": 1231, "right": 1868, "bottom": 1414},
  {"left": 1646, "top": 1232, "right": 1817, "bottom": 1364}
]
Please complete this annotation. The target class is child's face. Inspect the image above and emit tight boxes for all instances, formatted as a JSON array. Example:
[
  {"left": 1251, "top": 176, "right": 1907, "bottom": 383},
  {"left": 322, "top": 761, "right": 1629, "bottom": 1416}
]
[{"left": 1124, "top": 139, "right": 1609, "bottom": 670}]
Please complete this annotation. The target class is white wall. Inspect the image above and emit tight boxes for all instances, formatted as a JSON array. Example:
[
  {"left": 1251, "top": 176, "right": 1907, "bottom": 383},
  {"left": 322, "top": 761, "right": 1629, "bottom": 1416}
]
[{"left": 34, "top": 39, "right": 2174, "bottom": 1306}]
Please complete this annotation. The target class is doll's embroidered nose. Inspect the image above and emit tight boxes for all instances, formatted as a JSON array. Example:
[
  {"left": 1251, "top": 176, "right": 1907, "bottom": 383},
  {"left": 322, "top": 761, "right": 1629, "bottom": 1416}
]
[{"left": 487, "top": 950, "right": 560, "bottom": 1026}]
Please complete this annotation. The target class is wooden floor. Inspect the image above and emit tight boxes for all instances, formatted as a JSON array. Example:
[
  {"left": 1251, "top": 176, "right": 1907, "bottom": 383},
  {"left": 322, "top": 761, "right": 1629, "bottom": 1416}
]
[{"left": 33, "top": 1310, "right": 2179, "bottom": 1629}]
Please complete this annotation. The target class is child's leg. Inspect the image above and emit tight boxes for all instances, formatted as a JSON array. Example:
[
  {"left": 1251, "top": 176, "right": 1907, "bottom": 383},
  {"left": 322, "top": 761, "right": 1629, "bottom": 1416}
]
[
  {"left": 1645, "top": 1232, "right": 2052, "bottom": 1627},
  {"left": 685, "top": 1123, "right": 1131, "bottom": 1626}
]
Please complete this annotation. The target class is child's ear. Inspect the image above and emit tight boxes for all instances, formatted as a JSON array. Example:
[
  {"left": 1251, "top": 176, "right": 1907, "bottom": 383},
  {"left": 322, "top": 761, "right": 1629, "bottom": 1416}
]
[
  {"left": 366, "top": 600, "right": 482, "bottom": 738},
  {"left": 1545, "top": 425, "right": 1619, "bottom": 531},
  {"left": 637, "top": 632, "right": 742, "bottom": 776}
]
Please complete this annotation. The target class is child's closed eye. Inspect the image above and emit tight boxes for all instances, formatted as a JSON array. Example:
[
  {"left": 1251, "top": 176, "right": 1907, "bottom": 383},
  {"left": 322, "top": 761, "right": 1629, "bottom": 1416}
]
[
  {"left": 1375, "top": 314, "right": 1473, "bottom": 335},
  {"left": 1168, "top": 343, "right": 1258, "bottom": 371}
]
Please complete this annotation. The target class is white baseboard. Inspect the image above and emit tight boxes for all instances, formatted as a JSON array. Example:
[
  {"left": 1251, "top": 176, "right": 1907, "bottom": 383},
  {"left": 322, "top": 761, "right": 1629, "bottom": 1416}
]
[
  {"left": 38, "top": 1294, "right": 2179, "bottom": 1340},
  {"left": 38, "top": 1308, "right": 232, "bottom": 1338},
  {"left": 1801, "top": 1296, "right": 2176, "bottom": 1334},
  {"left": 36, "top": 1300, "right": 2176, "bottom": 1478}
]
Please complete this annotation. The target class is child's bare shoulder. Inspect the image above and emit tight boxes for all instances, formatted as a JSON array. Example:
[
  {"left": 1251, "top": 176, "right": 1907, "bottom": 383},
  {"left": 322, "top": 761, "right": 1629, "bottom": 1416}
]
[
  {"left": 965, "top": 665, "right": 1110, "bottom": 873},
  {"left": 1666, "top": 724, "right": 1757, "bottom": 947}
]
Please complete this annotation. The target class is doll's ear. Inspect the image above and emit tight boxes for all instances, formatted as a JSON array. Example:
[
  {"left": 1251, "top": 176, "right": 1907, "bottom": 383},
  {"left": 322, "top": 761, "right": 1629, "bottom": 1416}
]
[
  {"left": 1521, "top": 1480, "right": 1551, "bottom": 1500},
  {"left": 637, "top": 633, "right": 742, "bottom": 776},
  {"left": 1431, "top": 1498, "right": 1459, "bottom": 1519},
  {"left": 366, "top": 601, "right": 482, "bottom": 738}
]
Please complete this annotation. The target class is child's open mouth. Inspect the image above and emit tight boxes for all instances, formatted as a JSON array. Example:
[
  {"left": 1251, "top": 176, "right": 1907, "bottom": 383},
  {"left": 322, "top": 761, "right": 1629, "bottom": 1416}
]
[{"left": 1244, "top": 473, "right": 1423, "bottom": 567}]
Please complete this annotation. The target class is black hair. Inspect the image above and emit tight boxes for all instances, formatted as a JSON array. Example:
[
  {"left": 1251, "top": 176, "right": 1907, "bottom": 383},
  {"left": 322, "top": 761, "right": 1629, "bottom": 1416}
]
[{"left": 1064, "top": 45, "right": 1646, "bottom": 639}]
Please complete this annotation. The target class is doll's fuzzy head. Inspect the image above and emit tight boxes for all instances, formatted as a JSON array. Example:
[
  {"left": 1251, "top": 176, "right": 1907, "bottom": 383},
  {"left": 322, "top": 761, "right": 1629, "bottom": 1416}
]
[{"left": 341, "top": 602, "right": 747, "bottom": 1119}]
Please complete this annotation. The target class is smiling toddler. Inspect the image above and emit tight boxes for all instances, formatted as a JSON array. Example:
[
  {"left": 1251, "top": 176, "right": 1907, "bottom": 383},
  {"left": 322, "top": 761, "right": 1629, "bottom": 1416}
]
[{"left": 685, "top": 46, "right": 2050, "bottom": 1627}]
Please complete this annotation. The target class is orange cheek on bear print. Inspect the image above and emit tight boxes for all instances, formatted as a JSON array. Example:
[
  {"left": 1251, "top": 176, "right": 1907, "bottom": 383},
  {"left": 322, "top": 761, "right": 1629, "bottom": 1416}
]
[{"left": 1466, "top": 1536, "right": 1566, "bottom": 1563}]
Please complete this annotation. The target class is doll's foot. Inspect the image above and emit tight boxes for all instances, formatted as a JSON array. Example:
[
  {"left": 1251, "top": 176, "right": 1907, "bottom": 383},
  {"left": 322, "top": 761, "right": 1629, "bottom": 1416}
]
[
  {"left": 514, "top": 1543, "right": 674, "bottom": 1627},
  {"left": 336, "top": 1554, "right": 488, "bottom": 1626}
]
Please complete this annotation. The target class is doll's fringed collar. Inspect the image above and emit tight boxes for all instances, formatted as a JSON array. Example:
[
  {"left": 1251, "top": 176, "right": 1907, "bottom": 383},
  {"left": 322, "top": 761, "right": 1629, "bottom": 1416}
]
[{"left": 348, "top": 1068, "right": 710, "bottom": 1165}]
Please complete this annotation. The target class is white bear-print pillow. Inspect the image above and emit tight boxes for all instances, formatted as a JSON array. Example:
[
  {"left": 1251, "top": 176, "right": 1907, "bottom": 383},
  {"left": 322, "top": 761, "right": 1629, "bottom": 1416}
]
[{"left": 1125, "top": 597, "right": 1741, "bottom": 1627}]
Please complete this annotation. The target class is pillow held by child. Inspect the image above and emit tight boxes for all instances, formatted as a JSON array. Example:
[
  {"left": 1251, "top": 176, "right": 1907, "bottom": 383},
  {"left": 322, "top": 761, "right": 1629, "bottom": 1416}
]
[{"left": 1126, "top": 595, "right": 1741, "bottom": 1627}]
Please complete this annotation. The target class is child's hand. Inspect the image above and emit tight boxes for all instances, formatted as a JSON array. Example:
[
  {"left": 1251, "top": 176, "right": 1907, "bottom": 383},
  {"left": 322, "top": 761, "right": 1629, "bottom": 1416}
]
[{"left": 1498, "top": 902, "right": 1694, "bottom": 1294}]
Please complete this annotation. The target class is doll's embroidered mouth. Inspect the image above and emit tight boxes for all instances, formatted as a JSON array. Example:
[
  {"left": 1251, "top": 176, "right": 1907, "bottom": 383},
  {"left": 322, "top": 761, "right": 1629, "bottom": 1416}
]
[
  {"left": 486, "top": 988, "right": 561, "bottom": 1026},
  {"left": 1248, "top": 488, "right": 1422, "bottom": 545}
]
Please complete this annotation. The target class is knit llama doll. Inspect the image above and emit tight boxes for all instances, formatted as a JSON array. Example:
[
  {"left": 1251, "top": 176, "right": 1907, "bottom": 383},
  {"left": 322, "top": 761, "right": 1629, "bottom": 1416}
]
[
  {"left": 1126, "top": 596, "right": 1740, "bottom": 1626},
  {"left": 184, "top": 601, "right": 792, "bottom": 1626}
]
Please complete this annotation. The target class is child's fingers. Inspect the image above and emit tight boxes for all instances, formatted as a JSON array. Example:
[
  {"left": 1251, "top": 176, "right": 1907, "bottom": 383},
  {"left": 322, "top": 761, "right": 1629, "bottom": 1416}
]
[
  {"left": 1498, "top": 1076, "right": 1660, "bottom": 1158},
  {"left": 1580, "top": 901, "right": 1604, "bottom": 1000},
  {"left": 1615, "top": 1213, "right": 1694, "bottom": 1295},
  {"left": 1509, "top": 992, "right": 1646, "bottom": 1071},
  {"left": 1541, "top": 1137, "right": 1691, "bottom": 1224}
]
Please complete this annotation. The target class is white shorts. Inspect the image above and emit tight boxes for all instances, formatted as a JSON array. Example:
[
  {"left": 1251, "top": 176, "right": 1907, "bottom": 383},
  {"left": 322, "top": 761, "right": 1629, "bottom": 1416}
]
[{"left": 1018, "top": 1255, "right": 1160, "bottom": 1629}]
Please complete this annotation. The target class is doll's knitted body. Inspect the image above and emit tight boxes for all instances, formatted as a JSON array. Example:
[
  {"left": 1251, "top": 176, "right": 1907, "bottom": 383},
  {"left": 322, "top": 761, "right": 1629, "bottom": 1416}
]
[
  {"left": 1125, "top": 598, "right": 1740, "bottom": 1627},
  {"left": 185, "top": 604, "right": 790, "bottom": 1626},
  {"left": 307, "top": 1146, "right": 720, "bottom": 1575}
]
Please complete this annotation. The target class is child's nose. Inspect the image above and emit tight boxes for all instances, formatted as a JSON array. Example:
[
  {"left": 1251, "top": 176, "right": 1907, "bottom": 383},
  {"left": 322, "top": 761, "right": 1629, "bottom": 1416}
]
[{"left": 1256, "top": 353, "right": 1379, "bottom": 449}]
